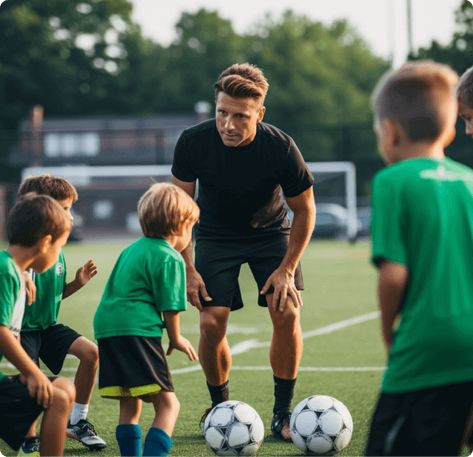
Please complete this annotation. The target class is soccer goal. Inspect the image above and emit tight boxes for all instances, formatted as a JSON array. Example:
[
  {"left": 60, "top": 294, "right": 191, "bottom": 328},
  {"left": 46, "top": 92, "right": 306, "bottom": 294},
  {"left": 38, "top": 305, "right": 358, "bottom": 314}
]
[{"left": 21, "top": 161, "right": 357, "bottom": 239}]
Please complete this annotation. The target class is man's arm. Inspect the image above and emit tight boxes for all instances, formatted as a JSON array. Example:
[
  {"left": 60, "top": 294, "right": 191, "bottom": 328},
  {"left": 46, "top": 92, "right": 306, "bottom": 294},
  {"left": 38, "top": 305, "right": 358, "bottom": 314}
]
[
  {"left": 261, "top": 186, "right": 316, "bottom": 311},
  {"left": 377, "top": 260, "right": 408, "bottom": 350},
  {"left": 171, "top": 176, "right": 211, "bottom": 310}
]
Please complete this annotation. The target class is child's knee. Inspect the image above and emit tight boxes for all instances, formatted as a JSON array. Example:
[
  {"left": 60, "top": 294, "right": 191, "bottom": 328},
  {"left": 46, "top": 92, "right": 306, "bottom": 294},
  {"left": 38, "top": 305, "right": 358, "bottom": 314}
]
[
  {"left": 159, "top": 392, "right": 180, "bottom": 414},
  {"left": 78, "top": 339, "right": 99, "bottom": 365},
  {"left": 52, "top": 377, "right": 76, "bottom": 407}
]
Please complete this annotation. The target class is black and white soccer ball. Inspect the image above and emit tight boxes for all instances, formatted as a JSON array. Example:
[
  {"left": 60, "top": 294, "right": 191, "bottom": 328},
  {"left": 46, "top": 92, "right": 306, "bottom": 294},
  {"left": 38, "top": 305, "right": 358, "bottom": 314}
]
[
  {"left": 203, "top": 400, "right": 265, "bottom": 456},
  {"left": 290, "top": 395, "right": 353, "bottom": 455}
]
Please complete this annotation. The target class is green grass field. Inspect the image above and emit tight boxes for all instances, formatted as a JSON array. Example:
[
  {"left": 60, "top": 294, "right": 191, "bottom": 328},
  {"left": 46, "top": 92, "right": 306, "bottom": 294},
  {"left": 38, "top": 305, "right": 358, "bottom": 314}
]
[{"left": 0, "top": 240, "right": 469, "bottom": 456}]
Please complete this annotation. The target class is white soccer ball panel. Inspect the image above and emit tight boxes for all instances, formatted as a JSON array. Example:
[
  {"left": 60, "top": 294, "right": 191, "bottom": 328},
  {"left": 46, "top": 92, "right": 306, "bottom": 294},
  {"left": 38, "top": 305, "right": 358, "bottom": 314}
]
[
  {"left": 210, "top": 407, "right": 234, "bottom": 427},
  {"left": 227, "top": 422, "right": 250, "bottom": 448},
  {"left": 333, "top": 399, "right": 353, "bottom": 431},
  {"left": 307, "top": 432, "right": 334, "bottom": 455},
  {"left": 205, "top": 426, "right": 226, "bottom": 450},
  {"left": 290, "top": 428, "right": 308, "bottom": 453},
  {"left": 334, "top": 428, "right": 352, "bottom": 451},
  {"left": 249, "top": 418, "right": 265, "bottom": 443},
  {"left": 294, "top": 410, "right": 319, "bottom": 436},
  {"left": 307, "top": 395, "right": 334, "bottom": 412},
  {"left": 319, "top": 409, "right": 344, "bottom": 436},
  {"left": 292, "top": 397, "right": 309, "bottom": 417},
  {"left": 233, "top": 403, "right": 257, "bottom": 424},
  {"left": 239, "top": 443, "right": 261, "bottom": 456}
]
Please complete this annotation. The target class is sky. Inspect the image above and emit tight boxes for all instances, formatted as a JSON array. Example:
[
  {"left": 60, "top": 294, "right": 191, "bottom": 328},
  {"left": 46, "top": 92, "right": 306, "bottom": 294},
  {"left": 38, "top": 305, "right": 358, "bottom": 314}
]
[{"left": 130, "top": 0, "right": 465, "bottom": 67}]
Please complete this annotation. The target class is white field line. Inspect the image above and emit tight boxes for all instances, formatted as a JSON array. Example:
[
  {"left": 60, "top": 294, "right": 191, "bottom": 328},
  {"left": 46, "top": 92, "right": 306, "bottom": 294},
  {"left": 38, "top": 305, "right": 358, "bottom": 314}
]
[{"left": 0, "top": 311, "right": 381, "bottom": 375}]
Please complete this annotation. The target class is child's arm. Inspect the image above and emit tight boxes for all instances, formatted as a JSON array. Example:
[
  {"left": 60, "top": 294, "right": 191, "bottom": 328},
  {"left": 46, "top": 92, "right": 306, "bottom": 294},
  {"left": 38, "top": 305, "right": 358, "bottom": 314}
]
[
  {"left": 63, "top": 259, "right": 97, "bottom": 299},
  {"left": 0, "top": 326, "right": 53, "bottom": 407},
  {"left": 23, "top": 270, "right": 36, "bottom": 305},
  {"left": 378, "top": 260, "right": 408, "bottom": 350},
  {"left": 163, "top": 311, "right": 198, "bottom": 361}
]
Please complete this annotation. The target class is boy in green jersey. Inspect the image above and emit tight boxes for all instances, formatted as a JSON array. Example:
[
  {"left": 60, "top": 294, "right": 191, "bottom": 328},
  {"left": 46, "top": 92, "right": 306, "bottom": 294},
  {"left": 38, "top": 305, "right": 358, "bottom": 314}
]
[
  {"left": 94, "top": 183, "right": 199, "bottom": 457},
  {"left": 365, "top": 61, "right": 473, "bottom": 455},
  {"left": 0, "top": 194, "right": 75, "bottom": 455},
  {"left": 17, "top": 176, "right": 106, "bottom": 453},
  {"left": 457, "top": 65, "right": 473, "bottom": 138}
]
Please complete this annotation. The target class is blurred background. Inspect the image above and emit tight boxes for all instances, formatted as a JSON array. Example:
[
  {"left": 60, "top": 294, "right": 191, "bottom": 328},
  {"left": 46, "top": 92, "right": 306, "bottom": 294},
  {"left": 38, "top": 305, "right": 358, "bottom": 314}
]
[{"left": 1, "top": 0, "right": 472, "bottom": 241}]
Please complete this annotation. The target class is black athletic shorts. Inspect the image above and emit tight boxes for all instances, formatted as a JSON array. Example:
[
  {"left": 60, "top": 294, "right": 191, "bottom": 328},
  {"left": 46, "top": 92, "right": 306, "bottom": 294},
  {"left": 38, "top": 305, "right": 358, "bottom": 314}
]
[
  {"left": 97, "top": 335, "right": 174, "bottom": 399},
  {"left": 195, "top": 234, "right": 303, "bottom": 310},
  {"left": 0, "top": 375, "right": 44, "bottom": 450},
  {"left": 21, "top": 324, "right": 81, "bottom": 375},
  {"left": 365, "top": 380, "right": 473, "bottom": 456}
]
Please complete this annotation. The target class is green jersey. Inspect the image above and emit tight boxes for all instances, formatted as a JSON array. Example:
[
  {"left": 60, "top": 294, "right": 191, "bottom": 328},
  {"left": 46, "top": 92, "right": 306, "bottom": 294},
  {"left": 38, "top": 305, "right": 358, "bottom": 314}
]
[
  {"left": 94, "top": 237, "right": 187, "bottom": 339},
  {"left": 0, "top": 251, "right": 25, "bottom": 380},
  {"left": 22, "top": 251, "right": 67, "bottom": 331},
  {"left": 371, "top": 157, "right": 473, "bottom": 393}
]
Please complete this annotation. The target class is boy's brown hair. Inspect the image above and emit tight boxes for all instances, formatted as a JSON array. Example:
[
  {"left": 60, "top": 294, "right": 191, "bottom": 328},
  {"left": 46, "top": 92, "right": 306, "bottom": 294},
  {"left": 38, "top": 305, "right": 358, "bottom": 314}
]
[
  {"left": 457, "top": 65, "right": 473, "bottom": 107},
  {"left": 215, "top": 63, "right": 269, "bottom": 102},
  {"left": 8, "top": 194, "right": 72, "bottom": 246},
  {"left": 18, "top": 175, "right": 78, "bottom": 202},
  {"left": 372, "top": 60, "right": 458, "bottom": 142},
  {"left": 138, "top": 183, "right": 199, "bottom": 238}
]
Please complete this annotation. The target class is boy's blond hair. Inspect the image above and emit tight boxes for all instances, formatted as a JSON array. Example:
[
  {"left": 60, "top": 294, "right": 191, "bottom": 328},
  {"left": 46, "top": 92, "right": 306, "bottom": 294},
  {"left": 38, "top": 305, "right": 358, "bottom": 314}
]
[
  {"left": 18, "top": 175, "right": 78, "bottom": 202},
  {"left": 457, "top": 65, "right": 473, "bottom": 107},
  {"left": 8, "top": 194, "right": 72, "bottom": 246},
  {"left": 372, "top": 60, "right": 458, "bottom": 142},
  {"left": 138, "top": 183, "right": 199, "bottom": 238}
]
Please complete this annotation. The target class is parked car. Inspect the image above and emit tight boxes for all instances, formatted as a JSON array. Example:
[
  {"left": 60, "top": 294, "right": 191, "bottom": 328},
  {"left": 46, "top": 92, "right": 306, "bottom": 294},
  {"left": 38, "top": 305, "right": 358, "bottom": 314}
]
[
  {"left": 313, "top": 203, "right": 349, "bottom": 239},
  {"left": 356, "top": 206, "right": 371, "bottom": 238}
]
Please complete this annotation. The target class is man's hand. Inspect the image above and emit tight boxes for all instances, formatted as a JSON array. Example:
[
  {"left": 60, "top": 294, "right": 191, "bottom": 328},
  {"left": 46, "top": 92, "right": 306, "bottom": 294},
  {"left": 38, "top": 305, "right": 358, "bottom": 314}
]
[
  {"left": 75, "top": 259, "right": 98, "bottom": 287},
  {"left": 23, "top": 271, "right": 36, "bottom": 305},
  {"left": 20, "top": 370, "right": 54, "bottom": 408},
  {"left": 260, "top": 267, "right": 302, "bottom": 312},
  {"left": 166, "top": 335, "right": 199, "bottom": 361},
  {"left": 186, "top": 268, "right": 211, "bottom": 311}
]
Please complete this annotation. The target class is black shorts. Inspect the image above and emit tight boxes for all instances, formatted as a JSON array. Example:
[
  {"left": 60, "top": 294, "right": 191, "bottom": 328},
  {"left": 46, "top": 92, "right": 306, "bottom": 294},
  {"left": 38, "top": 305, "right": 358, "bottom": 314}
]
[
  {"left": 0, "top": 375, "right": 44, "bottom": 450},
  {"left": 365, "top": 380, "right": 473, "bottom": 456},
  {"left": 97, "top": 336, "right": 174, "bottom": 399},
  {"left": 21, "top": 324, "right": 81, "bottom": 375},
  {"left": 195, "top": 234, "right": 303, "bottom": 310}
]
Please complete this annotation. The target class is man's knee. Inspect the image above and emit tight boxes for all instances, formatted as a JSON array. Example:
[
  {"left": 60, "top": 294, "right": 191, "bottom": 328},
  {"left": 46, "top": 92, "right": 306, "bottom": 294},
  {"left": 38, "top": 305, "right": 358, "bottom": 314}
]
[
  {"left": 200, "top": 309, "right": 228, "bottom": 340},
  {"left": 271, "top": 306, "right": 300, "bottom": 332}
]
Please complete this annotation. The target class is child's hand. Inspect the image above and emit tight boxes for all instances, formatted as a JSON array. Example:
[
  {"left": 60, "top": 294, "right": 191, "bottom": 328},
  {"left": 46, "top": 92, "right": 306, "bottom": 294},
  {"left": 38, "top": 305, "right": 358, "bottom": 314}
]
[
  {"left": 23, "top": 271, "right": 36, "bottom": 305},
  {"left": 75, "top": 259, "right": 98, "bottom": 286},
  {"left": 166, "top": 336, "right": 198, "bottom": 361},
  {"left": 20, "top": 370, "right": 54, "bottom": 408}
]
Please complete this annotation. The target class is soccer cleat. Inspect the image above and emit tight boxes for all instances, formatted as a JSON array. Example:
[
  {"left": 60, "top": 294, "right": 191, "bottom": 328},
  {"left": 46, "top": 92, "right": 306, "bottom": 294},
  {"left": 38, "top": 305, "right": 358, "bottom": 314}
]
[
  {"left": 199, "top": 407, "right": 213, "bottom": 435},
  {"left": 271, "top": 410, "right": 292, "bottom": 441},
  {"left": 67, "top": 419, "right": 107, "bottom": 450},
  {"left": 17, "top": 437, "right": 40, "bottom": 457}
]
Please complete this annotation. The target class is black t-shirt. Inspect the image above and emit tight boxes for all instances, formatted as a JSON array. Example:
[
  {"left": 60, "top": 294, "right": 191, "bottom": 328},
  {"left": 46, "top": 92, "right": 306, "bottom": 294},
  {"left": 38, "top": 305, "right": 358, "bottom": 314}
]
[{"left": 172, "top": 119, "right": 314, "bottom": 239}]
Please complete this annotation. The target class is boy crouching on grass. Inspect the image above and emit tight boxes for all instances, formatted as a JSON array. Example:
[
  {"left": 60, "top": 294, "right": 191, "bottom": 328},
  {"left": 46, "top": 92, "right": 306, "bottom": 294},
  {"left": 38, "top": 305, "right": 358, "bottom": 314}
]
[
  {"left": 94, "top": 183, "right": 200, "bottom": 457},
  {"left": 17, "top": 176, "right": 106, "bottom": 454},
  {"left": 0, "top": 195, "right": 75, "bottom": 456},
  {"left": 365, "top": 61, "right": 473, "bottom": 455}
]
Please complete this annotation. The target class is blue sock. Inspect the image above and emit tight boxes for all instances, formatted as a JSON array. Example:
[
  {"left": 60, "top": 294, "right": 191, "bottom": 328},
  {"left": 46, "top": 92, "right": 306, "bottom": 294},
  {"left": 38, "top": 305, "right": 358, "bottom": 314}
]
[
  {"left": 143, "top": 427, "right": 173, "bottom": 457},
  {"left": 116, "top": 424, "right": 142, "bottom": 457}
]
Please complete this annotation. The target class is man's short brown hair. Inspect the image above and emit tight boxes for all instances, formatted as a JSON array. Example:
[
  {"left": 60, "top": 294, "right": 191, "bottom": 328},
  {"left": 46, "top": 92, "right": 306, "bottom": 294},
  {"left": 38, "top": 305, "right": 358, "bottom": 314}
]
[
  {"left": 8, "top": 194, "right": 72, "bottom": 246},
  {"left": 138, "top": 183, "right": 199, "bottom": 238},
  {"left": 372, "top": 60, "right": 458, "bottom": 142},
  {"left": 18, "top": 175, "right": 78, "bottom": 202},
  {"left": 215, "top": 63, "right": 269, "bottom": 102},
  {"left": 457, "top": 66, "right": 473, "bottom": 107}
]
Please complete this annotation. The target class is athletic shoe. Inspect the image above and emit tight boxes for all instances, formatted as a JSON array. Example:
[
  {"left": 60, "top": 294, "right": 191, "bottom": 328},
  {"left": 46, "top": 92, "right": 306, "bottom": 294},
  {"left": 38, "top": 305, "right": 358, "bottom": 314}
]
[
  {"left": 17, "top": 437, "right": 40, "bottom": 457},
  {"left": 271, "top": 410, "right": 292, "bottom": 441},
  {"left": 67, "top": 419, "right": 107, "bottom": 450},
  {"left": 199, "top": 407, "right": 213, "bottom": 435}
]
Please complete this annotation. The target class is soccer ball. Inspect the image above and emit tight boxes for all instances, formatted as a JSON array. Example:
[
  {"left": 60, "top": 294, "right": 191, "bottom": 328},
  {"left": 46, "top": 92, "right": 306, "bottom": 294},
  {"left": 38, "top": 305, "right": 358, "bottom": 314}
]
[
  {"left": 203, "top": 400, "right": 265, "bottom": 456},
  {"left": 290, "top": 395, "right": 353, "bottom": 455}
]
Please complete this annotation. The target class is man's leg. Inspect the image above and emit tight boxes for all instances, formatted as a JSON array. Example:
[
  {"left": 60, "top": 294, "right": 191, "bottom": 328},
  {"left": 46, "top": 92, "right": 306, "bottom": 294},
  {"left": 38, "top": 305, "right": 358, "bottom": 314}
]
[
  {"left": 199, "top": 307, "right": 232, "bottom": 409},
  {"left": 267, "top": 296, "right": 302, "bottom": 440}
]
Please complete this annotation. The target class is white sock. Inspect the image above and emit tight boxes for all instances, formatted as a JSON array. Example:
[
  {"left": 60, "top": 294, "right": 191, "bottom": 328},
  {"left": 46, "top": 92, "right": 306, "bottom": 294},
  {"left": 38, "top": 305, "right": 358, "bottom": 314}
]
[{"left": 69, "top": 402, "right": 89, "bottom": 425}]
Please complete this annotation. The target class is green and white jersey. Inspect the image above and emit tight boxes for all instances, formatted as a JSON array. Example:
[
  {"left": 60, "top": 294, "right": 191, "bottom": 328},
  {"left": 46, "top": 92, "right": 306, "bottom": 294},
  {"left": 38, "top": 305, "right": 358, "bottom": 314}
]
[
  {"left": 371, "top": 157, "right": 473, "bottom": 393},
  {"left": 94, "top": 237, "right": 187, "bottom": 339},
  {"left": 0, "top": 250, "right": 25, "bottom": 380},
  {"left": 22, "top": 251, "right": 67, "bottom": 331}
]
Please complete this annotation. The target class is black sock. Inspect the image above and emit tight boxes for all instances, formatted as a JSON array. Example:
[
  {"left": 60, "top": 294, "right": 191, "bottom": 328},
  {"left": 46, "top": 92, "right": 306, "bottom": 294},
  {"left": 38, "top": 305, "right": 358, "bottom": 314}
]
[
  {"left": 207, "top": 381, "right": 229, "bottom": 407},
  {"left": 273, "top": 375, "right": 296, "bottom": 414}
]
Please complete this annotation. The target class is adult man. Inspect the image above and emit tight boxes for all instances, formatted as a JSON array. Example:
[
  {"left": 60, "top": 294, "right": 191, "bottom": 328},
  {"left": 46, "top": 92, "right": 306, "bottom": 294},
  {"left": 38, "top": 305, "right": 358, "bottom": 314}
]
[{"left": 171, "top": 63, "right": 315, "bottom": 440}]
